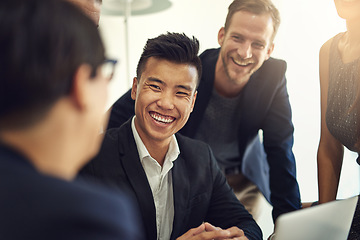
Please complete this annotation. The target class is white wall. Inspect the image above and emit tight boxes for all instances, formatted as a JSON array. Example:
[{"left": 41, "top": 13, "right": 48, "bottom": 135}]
[{"left": 99, "top": 0, "right": 360, "bottom": 238}]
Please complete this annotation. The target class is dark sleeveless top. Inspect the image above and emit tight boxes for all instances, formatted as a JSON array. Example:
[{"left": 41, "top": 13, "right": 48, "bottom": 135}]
[
  {"left": 326, "top": 33, "right": 360, "bottom": 159},
  {"left": 325, "top": 33, "right": 360, "bottom": 240}
]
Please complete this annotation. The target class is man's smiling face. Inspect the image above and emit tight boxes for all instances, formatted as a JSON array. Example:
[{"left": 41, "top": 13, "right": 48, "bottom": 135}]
[
  {"left": 131, "top": 57, "right": 197, "bottom": 147},
  {"left": 217, "top": 10, "right": 274, "bottom": 87}
]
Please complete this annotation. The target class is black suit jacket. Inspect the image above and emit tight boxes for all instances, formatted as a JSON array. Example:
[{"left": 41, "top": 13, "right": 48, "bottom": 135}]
[
  {"left": 107, "top": 48, "right": 301, "bottom": 221},
  {"left": 80, "top": 119, "right": 262, "bottom": 240},
  {"left": 0, "top": 143, "right": 144, "bottom": 240}
]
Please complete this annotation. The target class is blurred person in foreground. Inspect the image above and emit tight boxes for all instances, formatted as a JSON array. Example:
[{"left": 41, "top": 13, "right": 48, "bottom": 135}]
[
  {"left": 317, "top": 0, "right": 360, "bottom": 239},
  {"left": 80, "top": 32, "right": 262, "bottom": 240},
  {"left": 0, "top": 0, "right": 144, "bottom": 239}
]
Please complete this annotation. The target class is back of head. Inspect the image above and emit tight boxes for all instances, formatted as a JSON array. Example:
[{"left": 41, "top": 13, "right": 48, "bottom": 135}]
[
  {"left": 225, "top": 0, "right": 280, "bottom": 41},
  {"left": 136, "top": 32, "right": 202, "bottom": 87},
  {"left": 0, "top": 0, "right": 105, "bottom": 130}
]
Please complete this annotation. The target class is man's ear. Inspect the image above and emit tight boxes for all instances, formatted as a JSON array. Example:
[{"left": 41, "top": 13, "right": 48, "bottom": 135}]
[
  {"left": 71, "top": 64, "right": 92, "bottom": 110},
  {"left": 131, "top": 77, "right": 138, "bottom": 101},
  {"left": 218, "top": 27, "right": 226, "bottom": 46},
  {"left": 265, "top": 42, "right": 275, "bottom": 61}
]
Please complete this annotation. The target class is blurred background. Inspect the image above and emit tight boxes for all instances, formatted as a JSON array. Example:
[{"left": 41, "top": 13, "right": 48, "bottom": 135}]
[{"left": 98, "top": 0, "right": 360, "bottom": 238}]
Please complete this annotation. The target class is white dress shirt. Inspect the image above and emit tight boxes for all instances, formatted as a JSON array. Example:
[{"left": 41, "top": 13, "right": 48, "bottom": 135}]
[{"left": 131, "top": 117, "right": 179, "bottom": 240}]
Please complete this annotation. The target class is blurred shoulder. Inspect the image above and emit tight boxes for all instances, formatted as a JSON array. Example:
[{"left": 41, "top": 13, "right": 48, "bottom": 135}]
[{"left": 320, "top": 37, "right": 333, "bottom": 58}]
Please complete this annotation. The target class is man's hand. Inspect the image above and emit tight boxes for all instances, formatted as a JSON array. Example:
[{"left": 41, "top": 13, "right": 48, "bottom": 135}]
[{"left": 176, "top": 222, "right": 248, "bottom": 240}]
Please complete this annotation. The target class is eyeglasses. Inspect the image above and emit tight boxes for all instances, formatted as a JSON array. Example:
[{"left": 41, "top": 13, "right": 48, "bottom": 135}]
[{"left": 99, "top": 59, "right": 118, "bottom": 80}]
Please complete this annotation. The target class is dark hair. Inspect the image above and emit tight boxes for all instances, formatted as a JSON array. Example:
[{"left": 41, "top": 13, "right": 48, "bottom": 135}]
[
  {"left": 0, "top": 0, "right": 105, "bottom": 130},
  {"left": 225, "top": 0, "right": 280, "bottom": 42},
  {"left": 136, "top": 32, "right": 202, "bottom": 87}
]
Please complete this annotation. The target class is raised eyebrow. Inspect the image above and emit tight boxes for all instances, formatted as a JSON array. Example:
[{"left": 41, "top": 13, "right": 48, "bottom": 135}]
[
  {"left": 176, "top": 85, "right": 193, "bottom": 92},
  {"left": 230, "top": 32, "right": 243, "bottom": 37},
  {"left": 147, "top": 77, "right": 194, "bottom": 92},
  {"left": 231, "top": 32, "right": 265, "bottom": 45},
  {"left": 253, "top": 40, "right": 266, "bottom": 45},
  {"left": 147, "top": 77, "right": 164, "bottom": 85},
  {"left": 148, "top": 77, "right": 193, "bottom": 91}
]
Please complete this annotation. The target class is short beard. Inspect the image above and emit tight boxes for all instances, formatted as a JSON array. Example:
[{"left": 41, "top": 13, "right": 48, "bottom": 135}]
[{"left": 221, "top": 54, "right": 251, "bottom": 87}]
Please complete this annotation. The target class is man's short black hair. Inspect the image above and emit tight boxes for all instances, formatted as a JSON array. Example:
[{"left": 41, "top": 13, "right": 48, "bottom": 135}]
[
  {"left": 136, "top": 32, "right": 202, "bottom": 88},
  {"left": 0, "top": 0, "right": 105, "bottom": 130}
]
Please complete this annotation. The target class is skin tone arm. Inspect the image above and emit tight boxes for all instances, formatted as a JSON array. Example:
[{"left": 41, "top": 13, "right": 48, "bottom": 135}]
[
  {"left": 176, "top": 222, "right": 248, "bottom": 240},
  {"left": 317, "top": 37, "right": 345, "bottom": 204}
]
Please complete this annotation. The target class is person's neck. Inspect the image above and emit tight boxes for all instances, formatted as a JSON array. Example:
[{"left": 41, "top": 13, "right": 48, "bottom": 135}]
[
  {"left": 339, "top": 23, "right": 360, "bottom": 63},
  {"left": 134, "top": 119, "right": 171, "bottom": 167},
  {"left": 214, "top": 57, "right": 247, "bottom": 98},
  {"left": 345, "top": 19, "right": 360, "bottom": 46},
  {"left": 1, "top": 127, "right": 76, "bottom": 181},
  {"left": 0, "top": 102, "right": 84, "bottom": 181},
  {"left": 148, "top": 142, "right": 169, "bottom": 167}
]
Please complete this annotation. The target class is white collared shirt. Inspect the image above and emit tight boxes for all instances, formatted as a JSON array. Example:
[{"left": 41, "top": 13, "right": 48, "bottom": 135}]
[{"left": 131, "top": 117, "right": 179, "bottom": 240}]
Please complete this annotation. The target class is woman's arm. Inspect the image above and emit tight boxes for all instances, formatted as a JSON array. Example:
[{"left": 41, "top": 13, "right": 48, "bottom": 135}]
[{"left": 317, "top": 37, "right": 344, "bottom": 204}]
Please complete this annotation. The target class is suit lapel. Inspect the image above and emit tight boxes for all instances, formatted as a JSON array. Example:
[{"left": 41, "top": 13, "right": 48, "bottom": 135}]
[
  {"left": 170, "top": 151, "right": 190, "bottom": 239},
  {"left": 118, "top": 121, "right": 157, "bottom": 240}
]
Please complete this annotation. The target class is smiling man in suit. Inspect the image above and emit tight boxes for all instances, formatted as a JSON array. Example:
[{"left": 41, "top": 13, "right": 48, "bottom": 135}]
[
  {"left": 105, "top": 0, "right": 301, "bottom": 229},
  {"left": 80, "top": 32, "right": 262, "bottom": 240}
]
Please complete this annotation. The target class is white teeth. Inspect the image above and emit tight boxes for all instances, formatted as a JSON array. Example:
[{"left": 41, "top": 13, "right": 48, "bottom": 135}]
[
  {"left": 233, "top": 58, "right": 254, "bottom": 66},
  {"left": 151, "top": 113, "right": 174, "bottom": 123}
]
